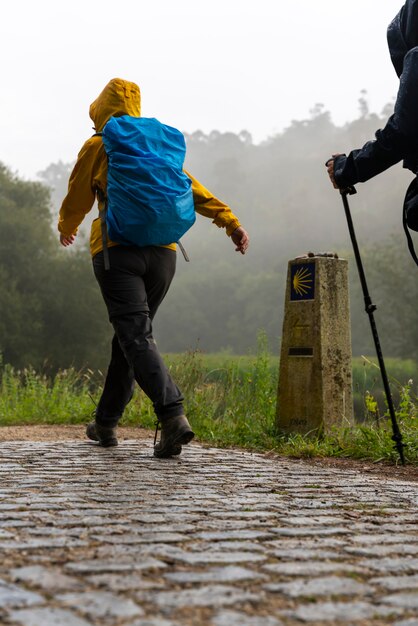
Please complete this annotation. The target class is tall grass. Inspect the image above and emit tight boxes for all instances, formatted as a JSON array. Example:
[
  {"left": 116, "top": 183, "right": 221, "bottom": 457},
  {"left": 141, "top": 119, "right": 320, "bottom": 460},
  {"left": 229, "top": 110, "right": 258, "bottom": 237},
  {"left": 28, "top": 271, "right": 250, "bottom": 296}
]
[
  {"left": 0, "top": 366, "right": 96, "bottom": 423},
  {"left": 0, "top": 336, "right": 416, "bottom": 465},
  {"left": 169, "top": 332, "right": 277, "bottom": 449}
]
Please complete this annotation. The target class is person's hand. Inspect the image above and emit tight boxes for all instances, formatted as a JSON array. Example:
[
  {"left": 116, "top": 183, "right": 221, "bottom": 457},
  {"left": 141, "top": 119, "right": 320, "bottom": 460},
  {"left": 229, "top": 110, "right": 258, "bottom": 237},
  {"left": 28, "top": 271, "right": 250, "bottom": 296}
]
[
  {"left": 60, "top": 233, "right": 76, "bottom": 247},
  {"left": 326, "top": 153, "right": 343, "bottom": 189},
  {"left": 231, "top": 226, "right": 249, "bottom": 254}
]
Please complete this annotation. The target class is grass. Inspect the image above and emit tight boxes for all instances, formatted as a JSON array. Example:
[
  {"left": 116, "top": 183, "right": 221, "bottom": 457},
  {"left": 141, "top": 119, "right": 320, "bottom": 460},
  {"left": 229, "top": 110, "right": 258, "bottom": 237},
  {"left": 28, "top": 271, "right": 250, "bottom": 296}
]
[{"left": 0, "top": 336, "right": 417, "bottom": 465}]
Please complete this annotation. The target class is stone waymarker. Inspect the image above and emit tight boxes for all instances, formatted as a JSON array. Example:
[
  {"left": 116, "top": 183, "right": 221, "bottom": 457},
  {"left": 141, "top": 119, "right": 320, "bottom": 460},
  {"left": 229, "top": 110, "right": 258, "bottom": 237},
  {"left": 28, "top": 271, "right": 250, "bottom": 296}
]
[{"left": 277, "top": 255, "right": 353, "bottom": 434}]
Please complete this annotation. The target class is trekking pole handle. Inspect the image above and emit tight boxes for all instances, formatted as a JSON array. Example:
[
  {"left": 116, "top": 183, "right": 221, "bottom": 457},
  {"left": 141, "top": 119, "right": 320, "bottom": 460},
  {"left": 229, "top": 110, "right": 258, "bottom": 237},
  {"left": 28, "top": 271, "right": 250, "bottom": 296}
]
[
  {"left": 340, "top": 186, "right": 357, "bottom": 197},
  {"left": 325, "top": 157, "right": 357, "bottom": 197}
]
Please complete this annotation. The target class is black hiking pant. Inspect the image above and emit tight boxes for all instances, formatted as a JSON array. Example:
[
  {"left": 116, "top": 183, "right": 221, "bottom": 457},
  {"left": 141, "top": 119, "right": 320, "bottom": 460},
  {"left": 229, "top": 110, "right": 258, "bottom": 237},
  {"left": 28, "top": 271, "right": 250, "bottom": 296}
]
[{"left": 93, "top": 245, "right": 184, "bottom": 427}]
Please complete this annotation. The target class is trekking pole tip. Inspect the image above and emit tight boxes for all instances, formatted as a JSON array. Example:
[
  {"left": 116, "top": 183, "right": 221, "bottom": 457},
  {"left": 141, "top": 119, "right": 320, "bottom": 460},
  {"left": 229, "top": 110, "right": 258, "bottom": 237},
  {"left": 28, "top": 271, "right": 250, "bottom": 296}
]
[{"left": 392, "top": 435, "right": 407, "bottom": 466}]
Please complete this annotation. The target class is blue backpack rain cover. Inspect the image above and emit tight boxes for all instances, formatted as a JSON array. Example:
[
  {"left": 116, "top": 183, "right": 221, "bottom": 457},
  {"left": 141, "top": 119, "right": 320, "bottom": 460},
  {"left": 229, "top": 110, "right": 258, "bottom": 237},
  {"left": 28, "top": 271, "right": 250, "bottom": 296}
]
[{"left": 101, "top": 115, "right": 195, "bottom": 247}]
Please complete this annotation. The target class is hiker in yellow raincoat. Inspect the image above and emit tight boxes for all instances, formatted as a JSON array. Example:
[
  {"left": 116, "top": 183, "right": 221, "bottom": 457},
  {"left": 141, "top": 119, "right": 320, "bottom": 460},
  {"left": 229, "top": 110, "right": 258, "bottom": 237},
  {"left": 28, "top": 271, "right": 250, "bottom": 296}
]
[{"left": 58, "top": 78, "right": 250, "bottom": 458}]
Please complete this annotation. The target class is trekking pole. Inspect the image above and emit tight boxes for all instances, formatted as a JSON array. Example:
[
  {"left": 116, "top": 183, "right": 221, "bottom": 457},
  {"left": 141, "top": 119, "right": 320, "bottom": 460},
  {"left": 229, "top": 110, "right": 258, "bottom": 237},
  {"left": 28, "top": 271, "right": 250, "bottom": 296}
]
[{"left": 340, "top": 186, "right": 406, "bottom": 465}]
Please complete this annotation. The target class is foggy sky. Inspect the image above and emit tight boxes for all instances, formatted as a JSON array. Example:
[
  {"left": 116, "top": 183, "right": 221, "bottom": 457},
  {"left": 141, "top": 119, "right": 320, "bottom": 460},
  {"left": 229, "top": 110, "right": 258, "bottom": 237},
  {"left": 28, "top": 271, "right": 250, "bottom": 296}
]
[{"left": 1, "top": 0, "right": 403, "bottom": 179}]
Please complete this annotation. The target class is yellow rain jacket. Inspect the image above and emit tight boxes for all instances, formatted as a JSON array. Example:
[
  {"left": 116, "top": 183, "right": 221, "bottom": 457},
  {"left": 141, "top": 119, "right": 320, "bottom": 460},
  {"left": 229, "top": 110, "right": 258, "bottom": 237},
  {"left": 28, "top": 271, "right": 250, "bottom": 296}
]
[{"left": 58, "top": 78, "right": 241, "bottom": 257}]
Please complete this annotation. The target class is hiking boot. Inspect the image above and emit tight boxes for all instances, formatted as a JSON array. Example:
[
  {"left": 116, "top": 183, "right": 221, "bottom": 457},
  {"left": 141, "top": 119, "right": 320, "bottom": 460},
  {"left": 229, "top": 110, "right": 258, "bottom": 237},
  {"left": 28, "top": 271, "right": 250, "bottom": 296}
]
[
  {"left": 86, "top": 421, "right": 118, "bottom": 447},
  {"left": 153, "top": 415, "right": 194, "bottom": 458}
]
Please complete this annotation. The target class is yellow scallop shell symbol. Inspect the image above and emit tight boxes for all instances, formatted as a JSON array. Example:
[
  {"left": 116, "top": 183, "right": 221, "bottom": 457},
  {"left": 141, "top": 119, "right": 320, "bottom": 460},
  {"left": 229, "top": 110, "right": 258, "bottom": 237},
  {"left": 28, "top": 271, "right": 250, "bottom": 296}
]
[{"left": 293, "top": 267, "right": 313, "bottom": 296}]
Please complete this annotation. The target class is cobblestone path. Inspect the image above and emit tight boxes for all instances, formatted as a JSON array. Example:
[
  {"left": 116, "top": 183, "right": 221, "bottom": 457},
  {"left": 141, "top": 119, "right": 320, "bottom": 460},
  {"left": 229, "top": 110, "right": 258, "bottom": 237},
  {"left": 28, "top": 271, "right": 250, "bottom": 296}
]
[{"left": 0, "top": 438, "right": 417, "bottom": 626}]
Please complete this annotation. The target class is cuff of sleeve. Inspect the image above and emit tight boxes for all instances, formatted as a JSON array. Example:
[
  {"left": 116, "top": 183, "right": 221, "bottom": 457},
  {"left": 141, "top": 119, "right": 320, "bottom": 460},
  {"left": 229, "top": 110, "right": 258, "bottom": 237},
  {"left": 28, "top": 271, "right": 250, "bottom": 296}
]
[
  {"left": 225, "top": 219, "right": 241, "bottom": 236},
  {"left": 58, "top": 224, "right": 78, "bottom": 236}
]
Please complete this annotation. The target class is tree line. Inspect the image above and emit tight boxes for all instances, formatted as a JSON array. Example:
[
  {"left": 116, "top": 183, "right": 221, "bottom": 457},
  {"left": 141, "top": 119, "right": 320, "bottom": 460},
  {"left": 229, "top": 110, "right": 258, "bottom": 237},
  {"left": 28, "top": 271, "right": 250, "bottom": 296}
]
[{"left": 1, "top": 98, "right": 418, "bottom": 372}]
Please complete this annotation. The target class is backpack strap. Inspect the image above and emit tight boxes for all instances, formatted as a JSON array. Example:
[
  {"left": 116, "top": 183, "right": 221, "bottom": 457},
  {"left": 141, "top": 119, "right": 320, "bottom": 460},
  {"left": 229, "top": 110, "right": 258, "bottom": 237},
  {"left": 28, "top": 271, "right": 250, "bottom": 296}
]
[
  {"left": 403, "top": 178, "right": 418, "bottom": 268},
  {"left": 177, "top": 240, "right": 190, "bottom": 262},
  {"left": 403, "top": 206, "right": 418, "bottom": 267},
  {"left": 93, "top": 132, "right": 111, "bottom": 270},
  {"left": 95, "top": 185, "right": 110, "bottom": 271},
  {"left": 99, "top": 200, "right": 111, "bottom": 271}
]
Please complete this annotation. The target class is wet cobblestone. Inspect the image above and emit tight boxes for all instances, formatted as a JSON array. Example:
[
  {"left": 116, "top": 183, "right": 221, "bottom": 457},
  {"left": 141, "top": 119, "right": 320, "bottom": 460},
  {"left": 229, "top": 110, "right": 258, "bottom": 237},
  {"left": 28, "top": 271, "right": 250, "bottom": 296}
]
[{"left": 0, "top": 438, "right": 417, "bottom": 625}]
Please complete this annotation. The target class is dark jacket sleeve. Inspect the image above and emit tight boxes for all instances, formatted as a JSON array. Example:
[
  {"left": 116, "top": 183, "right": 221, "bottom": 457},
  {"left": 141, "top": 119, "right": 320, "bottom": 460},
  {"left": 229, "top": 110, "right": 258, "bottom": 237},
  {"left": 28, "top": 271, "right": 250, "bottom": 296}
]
[{"left": 334, "top": 47, "right": 418, "bottom": 189}]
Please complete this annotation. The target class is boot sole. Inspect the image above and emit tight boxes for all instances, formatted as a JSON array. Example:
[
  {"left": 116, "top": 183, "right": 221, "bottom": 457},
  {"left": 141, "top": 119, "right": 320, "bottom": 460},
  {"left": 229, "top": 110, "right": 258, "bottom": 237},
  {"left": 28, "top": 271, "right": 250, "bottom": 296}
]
[
  {"left": 98, "top": 439, "right": 118, "bottom": 447},
  {"left": 87, "top": 435, "right": 118, "bottom": 447}
]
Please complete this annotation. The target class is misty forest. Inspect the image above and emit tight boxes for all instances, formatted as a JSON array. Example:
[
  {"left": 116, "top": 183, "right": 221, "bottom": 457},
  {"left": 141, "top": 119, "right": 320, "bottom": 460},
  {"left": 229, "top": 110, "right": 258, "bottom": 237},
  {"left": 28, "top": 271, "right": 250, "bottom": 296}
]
[{"left": 1, "top": 96, "right": 417, "bottom": 373}]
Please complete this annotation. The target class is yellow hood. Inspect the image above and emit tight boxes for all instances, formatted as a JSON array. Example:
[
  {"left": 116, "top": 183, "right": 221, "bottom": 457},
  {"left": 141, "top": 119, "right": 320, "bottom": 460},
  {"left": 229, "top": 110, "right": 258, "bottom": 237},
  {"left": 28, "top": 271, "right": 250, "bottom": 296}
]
[{"left": 89, "top": 78, "right": 141, "bottom": 132}]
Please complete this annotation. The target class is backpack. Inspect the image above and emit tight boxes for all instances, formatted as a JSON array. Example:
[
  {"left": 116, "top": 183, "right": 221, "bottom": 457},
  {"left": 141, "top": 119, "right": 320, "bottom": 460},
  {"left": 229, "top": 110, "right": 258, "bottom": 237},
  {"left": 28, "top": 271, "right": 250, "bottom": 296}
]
[{"left": 98, "top": 115, "right": 195, "bottom": 268}]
